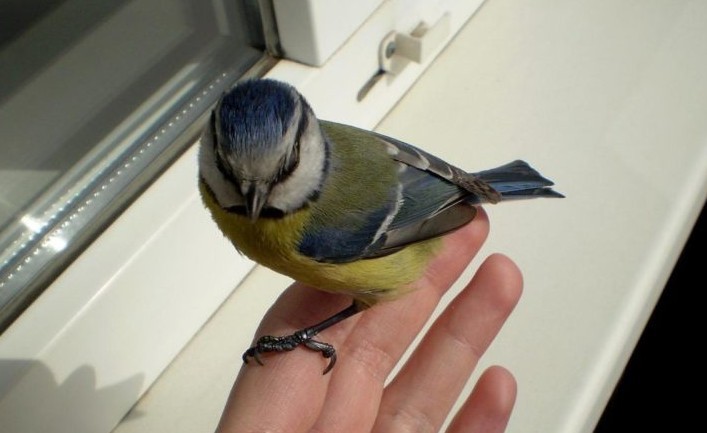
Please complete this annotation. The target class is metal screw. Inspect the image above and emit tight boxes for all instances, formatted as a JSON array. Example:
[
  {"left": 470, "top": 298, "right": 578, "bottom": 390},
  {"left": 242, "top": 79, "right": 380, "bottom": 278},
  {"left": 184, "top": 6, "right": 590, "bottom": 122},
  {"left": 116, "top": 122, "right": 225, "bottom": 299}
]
[{"left": 385, "top": 40, "right": 396, "bottom": 58}]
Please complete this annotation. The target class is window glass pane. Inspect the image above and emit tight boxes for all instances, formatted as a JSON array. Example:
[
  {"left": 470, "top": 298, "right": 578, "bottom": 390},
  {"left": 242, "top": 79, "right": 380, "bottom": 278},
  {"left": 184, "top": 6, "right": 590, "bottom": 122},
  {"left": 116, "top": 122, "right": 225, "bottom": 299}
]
[{"left": 0, "top": 0, "right": 266, "bottom": 330}]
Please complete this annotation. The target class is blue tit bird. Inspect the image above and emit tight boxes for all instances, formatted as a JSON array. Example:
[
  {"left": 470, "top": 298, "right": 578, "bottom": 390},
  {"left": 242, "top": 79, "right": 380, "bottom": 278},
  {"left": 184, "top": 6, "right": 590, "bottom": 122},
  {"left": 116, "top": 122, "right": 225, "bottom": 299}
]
[{"left": 199, "top": 78, "right": 563, "bottom": 374}]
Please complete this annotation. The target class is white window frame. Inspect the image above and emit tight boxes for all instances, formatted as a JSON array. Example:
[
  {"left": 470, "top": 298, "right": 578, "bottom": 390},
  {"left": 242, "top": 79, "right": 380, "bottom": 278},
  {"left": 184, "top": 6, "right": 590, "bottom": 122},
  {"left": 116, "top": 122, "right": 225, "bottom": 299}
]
[{"left": 0, "top": 1, "right": 486, "bottom": 432}]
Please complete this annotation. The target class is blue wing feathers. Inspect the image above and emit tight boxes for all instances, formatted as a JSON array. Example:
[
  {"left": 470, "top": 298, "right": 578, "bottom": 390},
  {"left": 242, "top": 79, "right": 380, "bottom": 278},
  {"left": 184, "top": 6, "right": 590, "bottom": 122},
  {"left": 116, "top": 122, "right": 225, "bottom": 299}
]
[
  {"left": 299, "top": 122, "right": 561, "bottom": 263},
  {"left": 298, "top": 205, "right": 393, "bottom": 262},
  {"left": 389, "top": 165, "right": 464, "bottom": 230}
]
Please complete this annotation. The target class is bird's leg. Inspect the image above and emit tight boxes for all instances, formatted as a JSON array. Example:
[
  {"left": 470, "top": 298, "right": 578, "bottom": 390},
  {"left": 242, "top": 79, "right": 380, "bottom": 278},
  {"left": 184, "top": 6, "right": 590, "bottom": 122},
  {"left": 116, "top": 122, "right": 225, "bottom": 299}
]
[{"left": 242, "top": 302, "right": 362, "bottom": 374}]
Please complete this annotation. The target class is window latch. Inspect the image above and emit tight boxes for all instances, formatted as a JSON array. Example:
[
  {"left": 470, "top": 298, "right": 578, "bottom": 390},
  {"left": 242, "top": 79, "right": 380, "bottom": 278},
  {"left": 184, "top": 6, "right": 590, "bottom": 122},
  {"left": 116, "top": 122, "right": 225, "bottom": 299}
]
[
  {"left": 380, "top": 13, "right": 451, "bottom": 75},
  {"left": 358, "top": 13, "right": 451, "bottom": 101}
]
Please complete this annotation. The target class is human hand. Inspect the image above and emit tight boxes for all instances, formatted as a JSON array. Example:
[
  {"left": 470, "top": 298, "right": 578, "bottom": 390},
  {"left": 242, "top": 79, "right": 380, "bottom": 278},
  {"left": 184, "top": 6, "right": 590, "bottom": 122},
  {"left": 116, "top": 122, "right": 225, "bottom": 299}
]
[{"left": 216, "top": 209, "right": 522, "bottom": 433}]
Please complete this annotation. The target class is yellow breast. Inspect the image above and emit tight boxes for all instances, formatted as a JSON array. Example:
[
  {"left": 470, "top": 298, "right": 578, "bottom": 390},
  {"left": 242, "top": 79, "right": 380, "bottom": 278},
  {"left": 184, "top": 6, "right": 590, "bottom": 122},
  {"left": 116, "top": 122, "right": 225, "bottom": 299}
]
[{"left": 199, "top": 180, "right": 440, "bottom": 306}]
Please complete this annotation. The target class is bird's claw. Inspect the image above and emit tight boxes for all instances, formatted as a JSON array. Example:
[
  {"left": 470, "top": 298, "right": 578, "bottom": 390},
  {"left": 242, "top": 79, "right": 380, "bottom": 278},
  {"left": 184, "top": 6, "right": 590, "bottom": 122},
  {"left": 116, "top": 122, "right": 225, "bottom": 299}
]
[{"left": 242, "top": 332, "right": 337, "bottom": 374}]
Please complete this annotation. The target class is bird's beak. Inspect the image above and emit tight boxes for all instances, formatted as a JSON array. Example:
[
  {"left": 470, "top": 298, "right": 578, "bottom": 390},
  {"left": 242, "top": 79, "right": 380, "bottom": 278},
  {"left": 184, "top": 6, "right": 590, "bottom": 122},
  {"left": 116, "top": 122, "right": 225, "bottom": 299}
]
[{"left": 242, "top": 181, "right": 270, "bottom": 222}]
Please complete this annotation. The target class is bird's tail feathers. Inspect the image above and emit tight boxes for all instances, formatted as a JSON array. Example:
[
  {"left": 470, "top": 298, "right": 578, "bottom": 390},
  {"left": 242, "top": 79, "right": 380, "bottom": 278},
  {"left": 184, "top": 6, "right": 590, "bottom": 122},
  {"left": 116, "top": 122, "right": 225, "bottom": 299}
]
[{"left": 474, "top": 160, "right": 564, "bottom": 201}]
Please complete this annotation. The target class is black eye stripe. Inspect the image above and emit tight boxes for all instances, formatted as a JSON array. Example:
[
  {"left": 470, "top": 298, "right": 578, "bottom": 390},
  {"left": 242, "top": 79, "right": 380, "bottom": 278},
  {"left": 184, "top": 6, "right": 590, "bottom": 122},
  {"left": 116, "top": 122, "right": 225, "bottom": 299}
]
[
  {"left": 275, "top": 101, "right": 308, "bottom": 182},
  {"left": 211, "top": 111, "right": 239, "bottom": 182},
  {"left": 294, "top": 101, "right": 309, "bottom": 148}
]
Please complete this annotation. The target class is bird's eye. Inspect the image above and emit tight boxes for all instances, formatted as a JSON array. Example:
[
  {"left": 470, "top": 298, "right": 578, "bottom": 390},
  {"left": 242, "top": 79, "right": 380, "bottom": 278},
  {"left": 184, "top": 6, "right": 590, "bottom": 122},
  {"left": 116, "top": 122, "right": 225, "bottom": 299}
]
[
  {"left": 292, "top": 140, "right": 300, "bottom": 164},
  {"left": 276, "top": 140, "right": 300, "bottom": 182}
]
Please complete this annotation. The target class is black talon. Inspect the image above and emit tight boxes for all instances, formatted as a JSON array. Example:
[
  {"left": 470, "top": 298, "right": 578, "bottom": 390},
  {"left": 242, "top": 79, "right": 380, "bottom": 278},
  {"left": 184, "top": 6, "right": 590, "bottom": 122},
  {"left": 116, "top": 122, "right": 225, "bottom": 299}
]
[
  {"left": 304, "top": 339, "right": 337, "bottom": 374},
  {"left": 242, "top": 302, "right": 361, "bottom": 374}
]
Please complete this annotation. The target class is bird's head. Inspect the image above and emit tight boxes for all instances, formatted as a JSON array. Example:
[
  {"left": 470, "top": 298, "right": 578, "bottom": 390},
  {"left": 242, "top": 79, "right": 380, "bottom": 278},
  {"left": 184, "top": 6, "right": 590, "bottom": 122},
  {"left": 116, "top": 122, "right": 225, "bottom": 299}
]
[{"left": 199, "top": 79, "right": 327, "bottom": 221}]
